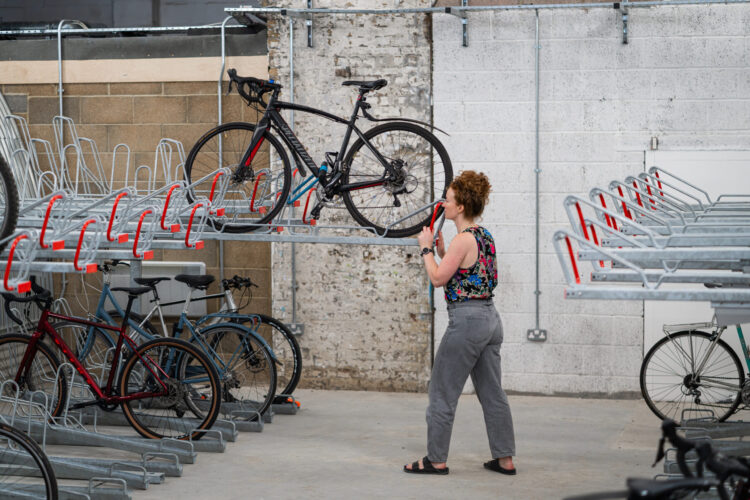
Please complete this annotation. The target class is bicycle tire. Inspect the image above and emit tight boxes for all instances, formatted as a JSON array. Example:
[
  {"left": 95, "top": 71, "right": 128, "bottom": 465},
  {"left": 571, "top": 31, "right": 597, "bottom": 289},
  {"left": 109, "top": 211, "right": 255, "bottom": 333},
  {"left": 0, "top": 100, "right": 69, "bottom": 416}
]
[
  {"left": 118, "top": 337, "right": 221, "bottom": 440},
  {"left": 0, "top": 421, "right": 59, "bottom": 500},
  {"left": 236, "top": 313, "right": 302, "bottom": 400},
  {"left": 185, "top": 122, "right": 292, "bottom": 233},
  {"left": 0, "top": 154, "right": 19, "bottom": 252},
  {"left": 0, "top": 334, "right": 67, "bottom": 419},
  {"left": 640, "top": 330, "right": 743, "bottom": 422},
  {"left": 194, "top": 324, "right": 277, "bottom": 417},
  {"left": 342, "top": 121, "right": 452, "bottom": 238}
]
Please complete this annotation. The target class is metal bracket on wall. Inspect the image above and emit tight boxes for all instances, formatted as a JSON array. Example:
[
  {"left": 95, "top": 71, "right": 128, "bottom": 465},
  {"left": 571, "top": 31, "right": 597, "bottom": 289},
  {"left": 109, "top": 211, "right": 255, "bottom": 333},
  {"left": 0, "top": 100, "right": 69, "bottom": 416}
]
[
  {"left": 281, "top": 1, "right": 314, "bottom": 48},
  {"left": 445, "top": 0, "right": 469, "bottom": 47},
  {"left": 615, "top": 0, "right": 629, "bottom": 44}
]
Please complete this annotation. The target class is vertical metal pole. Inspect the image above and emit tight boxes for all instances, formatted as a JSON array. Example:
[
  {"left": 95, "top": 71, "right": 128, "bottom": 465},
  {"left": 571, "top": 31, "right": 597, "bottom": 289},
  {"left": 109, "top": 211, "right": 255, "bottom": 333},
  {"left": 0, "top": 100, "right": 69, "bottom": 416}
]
[
  {"left": 527, "top": 9, "right": 547, "bottom": 342},
  {"left": 534, "top": 10, "right": 540, "bottom": 327},
  {"left": 218, "top": 16, "right": 233, "bottom": 284},
  {"left": 289, "top": 16, "right": 297, "bottom": 325},
  {"left": 56, "top": 21, "right": 66, "bottom": 170}
]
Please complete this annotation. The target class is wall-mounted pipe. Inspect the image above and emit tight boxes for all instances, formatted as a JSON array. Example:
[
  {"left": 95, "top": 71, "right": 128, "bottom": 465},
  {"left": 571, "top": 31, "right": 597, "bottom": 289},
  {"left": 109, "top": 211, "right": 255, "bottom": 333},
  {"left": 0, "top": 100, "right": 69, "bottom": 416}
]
[{"left": 527, "top": 10, "right": 547, "bottom": 342}]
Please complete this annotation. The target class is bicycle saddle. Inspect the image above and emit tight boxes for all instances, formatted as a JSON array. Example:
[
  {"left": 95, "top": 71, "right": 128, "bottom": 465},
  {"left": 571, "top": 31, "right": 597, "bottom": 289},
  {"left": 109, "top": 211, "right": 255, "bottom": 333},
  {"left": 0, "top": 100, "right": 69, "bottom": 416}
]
[
  {"left": 134, "top": 276, "right": 171, "bottom": 287},
  {"left": 342, "top": 79, "right": 387, "bottom": 92},
  {"left": 175, "top": 274, "right": 215, "bottom": 290},
  {"left": 111, "top": 286, "right": 152, "bottom": 296}
]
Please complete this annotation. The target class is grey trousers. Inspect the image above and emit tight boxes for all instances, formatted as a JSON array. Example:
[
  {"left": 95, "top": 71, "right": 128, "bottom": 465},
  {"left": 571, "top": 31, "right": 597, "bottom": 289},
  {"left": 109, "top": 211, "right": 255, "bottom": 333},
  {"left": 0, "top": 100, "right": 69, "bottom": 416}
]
[{"left": 426, "top": 299, "right": 516, "bottom": 463}]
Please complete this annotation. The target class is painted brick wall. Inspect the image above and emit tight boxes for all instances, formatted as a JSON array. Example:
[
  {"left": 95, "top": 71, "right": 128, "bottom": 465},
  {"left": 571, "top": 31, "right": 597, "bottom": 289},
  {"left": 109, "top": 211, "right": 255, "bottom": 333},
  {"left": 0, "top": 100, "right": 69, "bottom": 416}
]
[
  {"left": 267, "top": 0, "right": 434, "bottom": 391},
  {"left": 432, "top": 5, "right": 750, "bottom": 395}
]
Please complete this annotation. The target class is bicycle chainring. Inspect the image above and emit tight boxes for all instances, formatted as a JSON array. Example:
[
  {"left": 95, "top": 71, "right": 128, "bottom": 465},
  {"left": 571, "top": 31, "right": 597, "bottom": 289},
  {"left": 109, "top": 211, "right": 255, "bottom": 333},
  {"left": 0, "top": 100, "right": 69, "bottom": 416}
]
[{"left": 741, "top": 379, "right": 750, "bottom": 405}]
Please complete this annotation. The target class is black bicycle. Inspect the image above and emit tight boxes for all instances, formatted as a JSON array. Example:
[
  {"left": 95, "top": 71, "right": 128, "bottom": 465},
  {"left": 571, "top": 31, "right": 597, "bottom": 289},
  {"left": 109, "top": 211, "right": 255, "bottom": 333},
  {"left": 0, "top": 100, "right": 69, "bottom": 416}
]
[
  {"left": 0, "top": 154, "right": 19, "bottom": 251},
  {"left": 0, "top": 422, "right": 58, "bottom": 499},
  {"left": 185, "top": 69, "right": 452, "bottom": 237},
  {"left": 564, "top": 419, "right": 750, "bottom": 500}
]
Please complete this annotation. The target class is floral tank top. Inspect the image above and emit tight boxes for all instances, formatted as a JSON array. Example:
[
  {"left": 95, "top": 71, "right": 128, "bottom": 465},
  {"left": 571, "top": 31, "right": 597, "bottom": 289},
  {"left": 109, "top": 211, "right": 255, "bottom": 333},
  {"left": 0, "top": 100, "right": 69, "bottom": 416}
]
[{"left": 444, "top": 226, "right": 497, "bottom": 303}]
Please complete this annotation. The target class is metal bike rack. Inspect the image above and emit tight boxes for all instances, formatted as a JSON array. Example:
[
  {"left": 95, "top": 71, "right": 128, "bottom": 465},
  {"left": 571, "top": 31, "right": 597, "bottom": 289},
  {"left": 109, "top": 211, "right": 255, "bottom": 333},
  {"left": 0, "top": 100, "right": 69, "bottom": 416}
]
[{"left": 554, "top": 164, "right": 750, "bottom": 323}]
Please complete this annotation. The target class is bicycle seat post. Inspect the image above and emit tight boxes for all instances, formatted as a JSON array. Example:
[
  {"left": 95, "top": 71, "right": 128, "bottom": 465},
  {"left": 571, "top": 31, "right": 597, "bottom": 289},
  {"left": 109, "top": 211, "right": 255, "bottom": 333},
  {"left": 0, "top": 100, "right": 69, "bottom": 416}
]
[
  {"left": 182, "top": 286, "right": 194, "bottom": 319},
  {"left": 120, "top": 294, "right": 138, "bottom": 331}
]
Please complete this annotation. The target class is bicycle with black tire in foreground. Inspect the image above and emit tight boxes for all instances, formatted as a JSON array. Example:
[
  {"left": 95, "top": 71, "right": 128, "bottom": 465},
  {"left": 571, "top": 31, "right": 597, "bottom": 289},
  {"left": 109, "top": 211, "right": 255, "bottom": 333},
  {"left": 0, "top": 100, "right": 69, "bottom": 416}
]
[
  {"left": 564, "top": 419, "right": 750, "bottom": 500},
  {"left": 185, "top": 68, "right": 452, "bottom": 237},
  {"left": 0, "top": 421, "right": 58, "bottom": 499}
]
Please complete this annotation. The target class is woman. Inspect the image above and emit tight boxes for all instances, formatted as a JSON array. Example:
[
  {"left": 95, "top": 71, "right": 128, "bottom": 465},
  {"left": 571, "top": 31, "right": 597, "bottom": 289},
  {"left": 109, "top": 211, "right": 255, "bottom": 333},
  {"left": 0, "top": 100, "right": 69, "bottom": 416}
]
[{"left": 404, "top": 170, "right": 516, "bottom": 476}]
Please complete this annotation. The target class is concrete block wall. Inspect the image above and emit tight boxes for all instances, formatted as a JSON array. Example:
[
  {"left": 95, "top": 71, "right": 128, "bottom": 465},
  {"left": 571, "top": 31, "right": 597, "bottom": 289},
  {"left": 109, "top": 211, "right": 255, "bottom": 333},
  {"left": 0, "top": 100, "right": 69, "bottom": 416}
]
[
  {"left": 432, "top": 5, "right": 750, "bottom": 395},
  {"left": 2, "top": 81, "right": 271, "bottom": 318},
  {"left": 267, "top": 0, "right": 434, "bottom": 391}
]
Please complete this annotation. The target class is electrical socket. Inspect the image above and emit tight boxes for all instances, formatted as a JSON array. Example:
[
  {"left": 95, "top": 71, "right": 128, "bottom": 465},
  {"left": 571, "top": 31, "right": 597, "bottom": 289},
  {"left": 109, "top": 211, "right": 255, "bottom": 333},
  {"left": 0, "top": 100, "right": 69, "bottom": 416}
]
[
  {"left": 527, "top": 329, "right": 547, "bottom": 342},
  {"left": 288, "top": 323, "right": 305, "bottom": 336}
]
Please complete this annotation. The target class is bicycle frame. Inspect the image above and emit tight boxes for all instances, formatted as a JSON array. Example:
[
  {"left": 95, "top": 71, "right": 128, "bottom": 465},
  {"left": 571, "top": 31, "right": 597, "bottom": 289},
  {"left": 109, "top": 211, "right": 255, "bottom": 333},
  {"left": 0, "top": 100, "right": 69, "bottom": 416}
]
[
  {"left": 18, "top": 307, "right": 169, "bottom": 408},
  {"left": 241, "top": 94, "right": 402, "bottom": 194}
]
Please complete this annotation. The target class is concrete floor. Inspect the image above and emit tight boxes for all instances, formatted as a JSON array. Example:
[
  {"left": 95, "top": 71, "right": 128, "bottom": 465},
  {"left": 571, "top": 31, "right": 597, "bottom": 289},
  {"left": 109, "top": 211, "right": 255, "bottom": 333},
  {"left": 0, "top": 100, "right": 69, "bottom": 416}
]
[{"left": 119, "top": 389, "right": 661, "bottom": 500}]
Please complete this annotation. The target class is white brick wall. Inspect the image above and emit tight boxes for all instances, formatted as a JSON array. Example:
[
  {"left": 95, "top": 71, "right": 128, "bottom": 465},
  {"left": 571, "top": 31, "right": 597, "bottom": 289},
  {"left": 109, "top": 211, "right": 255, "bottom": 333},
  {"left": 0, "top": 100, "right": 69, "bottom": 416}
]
[{"left": 433, "top": 5, "right": 750, "bottom": 395}]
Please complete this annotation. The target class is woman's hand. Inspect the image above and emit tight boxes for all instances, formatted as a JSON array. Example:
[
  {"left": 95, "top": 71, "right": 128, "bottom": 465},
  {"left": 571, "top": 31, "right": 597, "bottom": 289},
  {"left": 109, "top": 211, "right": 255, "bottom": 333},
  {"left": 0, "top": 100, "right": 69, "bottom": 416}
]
[
  {"left": 435, "top": 231, "right": 445, "bottom": 258},
  {"left": 417, "top": 226, "right": 434, "bottom": 251}
]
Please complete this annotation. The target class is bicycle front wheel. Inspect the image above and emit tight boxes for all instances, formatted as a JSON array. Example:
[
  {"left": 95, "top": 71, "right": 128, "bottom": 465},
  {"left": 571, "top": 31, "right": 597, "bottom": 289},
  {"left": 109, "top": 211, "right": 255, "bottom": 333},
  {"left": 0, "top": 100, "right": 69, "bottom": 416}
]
[
  {"left": 196, "top": 325, "right": 277, "bottom": 417},
  {"left": 118, "top": 337, "right": 221, "bottom": 440},
  {"left": 342, "top": 122, "right": 452, "bottom": 238},
  {"left": 640, "top": 330, "right": 743, "bottom": 422},
  {"left": 0, "top": 334, "right": 67, "bottom": 418},
  {"left": 0, "top": 422, "right": 58, "bottom": 500},
  {"left": 0, "top": 154, "right": 19, "bottom": 252},
  {"left": 185, "top": 122, "right": 292, "bottom": 233}
]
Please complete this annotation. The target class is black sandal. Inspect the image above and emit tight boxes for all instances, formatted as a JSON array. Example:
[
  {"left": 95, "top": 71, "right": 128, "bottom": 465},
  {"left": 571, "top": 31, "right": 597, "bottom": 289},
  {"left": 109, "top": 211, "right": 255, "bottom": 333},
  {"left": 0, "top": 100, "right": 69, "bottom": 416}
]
[
  {"left": 403, "top": 456, "right": 449, "bottom": 475},
  {"left": 484, "top": 459, "right": 517, "bottom": 475}
]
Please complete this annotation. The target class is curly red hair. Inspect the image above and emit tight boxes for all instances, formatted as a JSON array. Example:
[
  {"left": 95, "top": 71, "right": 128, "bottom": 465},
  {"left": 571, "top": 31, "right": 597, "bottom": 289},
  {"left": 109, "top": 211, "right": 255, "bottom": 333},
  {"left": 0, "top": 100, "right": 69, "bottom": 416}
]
[{"left": 449, "top": 170, "right": 491, "bottom": 219}]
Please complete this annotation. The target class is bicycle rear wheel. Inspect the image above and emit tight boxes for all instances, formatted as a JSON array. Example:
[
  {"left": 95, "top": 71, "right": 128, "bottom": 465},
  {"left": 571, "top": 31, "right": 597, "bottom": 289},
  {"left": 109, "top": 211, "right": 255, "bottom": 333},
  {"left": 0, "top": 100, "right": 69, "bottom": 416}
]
[
  {"left": 640, "top": 330, "right": 743, "bottom": 422},
  {"left": 118, "top": 337, "right": 221, "bottom": 440},
  {"left": 342, "top": 122, "right": 452, "bottom": 238},
  {"left": 185, "top": 122, "right": 292, "bottom": 233},
  {"left": 0, "top": 334, "right": 67, "bottom": 418},
  {"left": 238, "top": 314, "right": 301, "bottom": 401},
  {"left": 196, "top": 325, "right": 277, "bottom": 416},
  {"left": 0, "top": 422, "right": 58, "bottom": 500},
  {"left": 0, "top": 154, "right": 19, "bottom": 252}
]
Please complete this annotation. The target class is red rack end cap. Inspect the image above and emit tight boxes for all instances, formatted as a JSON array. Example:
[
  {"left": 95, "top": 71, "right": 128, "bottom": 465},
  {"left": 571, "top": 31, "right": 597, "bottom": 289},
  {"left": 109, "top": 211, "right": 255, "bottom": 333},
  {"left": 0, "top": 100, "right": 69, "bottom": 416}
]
[
  {"left": 52, "top": 240, "right": 65, "bottom": 251},
  {"left": 259, "top": 206, "right": 267, "bottom": 215},
  {"left": 144, "top": 250, "right": 154, "bottom": 260},
  {"left": 17, "top": 281, "right": 31, "bottom": 294},
  {"left": 293, "top": 200, "right": 300, "bottom": 208},
  {"left": 86, "top": 263, "right": 98, "bottom": 274},
  {"left": 118, "top": 234, "right": 129, "bottom": 244},
  {"left": 171, "top": 224, "right": 180, "bottom": 233},
  {"left": 310, "top": 220, "right": 317, "bottom": 226},
  {"left": 195, "top": 240, "right": 205, "bottom": 250},
  {"left": 276, "top": 227, "right": 283, "bottom": 233},
  {"left": 216, "top": 208, "right": 225, "bottom": 216}
]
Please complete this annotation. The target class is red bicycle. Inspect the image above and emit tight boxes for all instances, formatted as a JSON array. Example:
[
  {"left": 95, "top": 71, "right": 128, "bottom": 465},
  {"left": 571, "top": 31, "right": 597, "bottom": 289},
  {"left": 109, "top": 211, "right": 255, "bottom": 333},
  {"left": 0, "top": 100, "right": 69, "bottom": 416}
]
[{"left": 0, "top": 280, "right": 221, "bottom": 440}]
